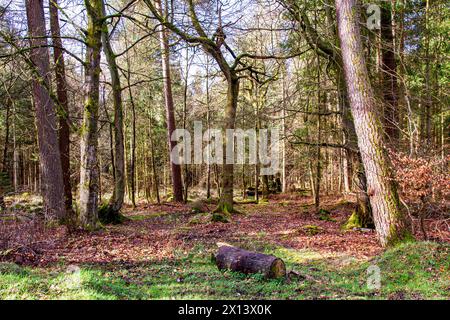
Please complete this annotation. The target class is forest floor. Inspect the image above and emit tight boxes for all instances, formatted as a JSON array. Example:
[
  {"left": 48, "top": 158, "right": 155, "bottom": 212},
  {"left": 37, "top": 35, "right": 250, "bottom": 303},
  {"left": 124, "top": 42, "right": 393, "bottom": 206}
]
[{"left": 0, "top": 193, "right": 449, "bottom": 300}]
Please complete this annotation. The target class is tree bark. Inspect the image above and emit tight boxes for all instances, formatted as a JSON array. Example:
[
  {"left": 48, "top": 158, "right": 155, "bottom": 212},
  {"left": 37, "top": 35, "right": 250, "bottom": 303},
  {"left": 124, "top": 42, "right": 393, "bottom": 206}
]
[
  {"left": 380, "top": 3, "right": 399, "bottom": 143},
  {"left": 216, "top": 77, "right": 239, "bottom": 213},
  {"left": 49, "top": 0, "right": 73, "bottom": 212},
  {"left": 336, "top": 0, "right": 411, "bottom": 247},
  {"left": 25, "top": 0, "right": 66, "bottom": 222},
  {"left": 215, "top": 245, "right": 286, "bottom": 279},
  {"left": 2, "top": 99, "right": 10, "bottom": 172},
  {"left": 100, "top": 0, "right": 125, "bottom": 215},
  {"left": 78, "top": 0, "right": 103, "bottom": 228},
  {"left": 155, "top": 0, "right": 183, "bottom": 202},
  {"left": 338, "top": 70, "right": 372, "bottom": 227}
]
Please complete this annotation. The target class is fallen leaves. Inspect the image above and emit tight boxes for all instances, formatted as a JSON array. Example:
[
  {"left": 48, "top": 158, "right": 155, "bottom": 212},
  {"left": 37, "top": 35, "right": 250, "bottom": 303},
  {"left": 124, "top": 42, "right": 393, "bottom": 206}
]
[{"left": 1, "top": 195, "right": 448, "bottom": 267}]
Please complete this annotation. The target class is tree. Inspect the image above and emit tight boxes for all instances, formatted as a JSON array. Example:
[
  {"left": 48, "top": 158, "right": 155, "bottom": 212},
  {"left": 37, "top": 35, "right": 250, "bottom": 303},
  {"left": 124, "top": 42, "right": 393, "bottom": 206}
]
[
  {"left": 144, "top": 0, "right": 240, "bottom": 214},
  {"left": 49, "top": 0, "right": 73, "bottom": 212},
  {"left": 25, "top": 0, "right": 66, "bottom": 222},
  {"left": 155, "top": 0, "right": 183, "bottom": 202},
  {"left": 100, "top": 0, "right": 125, "bottom": 221},
  {"left": 335, "top": 0, "right": 412, "bottom": 247},
  {"left": 78, "top": 0, "right": 103, "bottom": 228},
  {"left": 144, "top": 0, "right": 295, "bottom": 214},
  {"left": 279, "top": 0, "right": 372, "bottom": 226},
  {"left": 380, "top": 2, "right": 400, "bottom": 143}
]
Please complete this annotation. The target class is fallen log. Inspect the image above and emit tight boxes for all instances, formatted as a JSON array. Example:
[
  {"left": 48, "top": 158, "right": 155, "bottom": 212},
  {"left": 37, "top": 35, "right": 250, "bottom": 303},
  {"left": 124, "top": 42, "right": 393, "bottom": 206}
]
[{"left": 215, "top": 244, "right": 286, "bottom": 279}]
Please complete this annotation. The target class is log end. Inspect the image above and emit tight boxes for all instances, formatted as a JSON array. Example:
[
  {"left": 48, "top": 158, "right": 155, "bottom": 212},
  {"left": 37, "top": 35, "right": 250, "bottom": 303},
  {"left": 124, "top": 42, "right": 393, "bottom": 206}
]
[{"left": 269, "top": 258, "right": 286, "bottom": 279}]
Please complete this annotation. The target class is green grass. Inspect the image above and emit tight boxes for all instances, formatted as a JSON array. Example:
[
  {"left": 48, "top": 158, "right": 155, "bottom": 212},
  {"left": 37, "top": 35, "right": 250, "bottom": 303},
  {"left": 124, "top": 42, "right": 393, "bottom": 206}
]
[{"left": 0, "top": 242, "right": 448, "bottom": 300}]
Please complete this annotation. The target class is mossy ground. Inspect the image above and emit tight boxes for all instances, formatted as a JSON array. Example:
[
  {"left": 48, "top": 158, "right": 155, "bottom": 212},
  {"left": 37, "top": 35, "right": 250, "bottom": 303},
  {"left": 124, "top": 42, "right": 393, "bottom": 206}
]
[{"left": 0, "top": 242, "right": 448, "bottom": 300}]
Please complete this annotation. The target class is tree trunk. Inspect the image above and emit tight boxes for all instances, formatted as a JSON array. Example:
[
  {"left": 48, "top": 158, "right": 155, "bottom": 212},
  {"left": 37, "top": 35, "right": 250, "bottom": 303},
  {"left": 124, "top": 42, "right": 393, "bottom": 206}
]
[
  {"left": 101, "top": 0, "right": 125, "bottom": 215},
  {"left": 215, "top": 245, "right": 286, "bottom": 279},
  {"left": 78, "top": 0, "right": 103, "bottom": 228},
  {"left": 148, "top": 117, "right": 160, "bottom": 204},
  {"left": 49, "top": 0, "right": 73, "bottom": 213},
  {"left": 338, "top": 70, "right": 372, "bottom": 227},
  {"left": 380, "top": 3, "right": 399, "bottom": 143},
  {"left": 2, "top": 99, "right": 10, "bottom": 172},
  {"left": 216, "top": 77, "right": 239, "bottom": 213},
  {"left": 182, "top": 47, "right": 190, "bottom": 203},
  {"left": 206, "top": 66, "right": 211, "bottom": 199},
  {"left": 336, "top": 0, "right": 411, "bottom": 247},
  {"left": 156, "top": 0, "right": 183, "bottom": 202},
  {"left": 25, "top": 0, "right": 66, "bottom": 222}
]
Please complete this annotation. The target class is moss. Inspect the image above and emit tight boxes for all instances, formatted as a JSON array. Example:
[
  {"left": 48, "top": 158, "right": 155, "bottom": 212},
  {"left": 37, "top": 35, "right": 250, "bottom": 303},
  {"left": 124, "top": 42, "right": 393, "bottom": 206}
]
[
  {"left": 98, "top": 203, "right": 127, "bottom": 225},
  {"left": 385, "top": 224, "right": 415, "bottom": 248},
  {"left": 214, "top": 201, "right": 239, "bottom": 215},
  {"left": 211, "top": 213, "right": 230, "bottom": 223},
  {"left": 303, "top": 225, "right": 323, "bottom": 236},
  {"left": 342, "top": 210, "right": 362, "bottom": 230}
]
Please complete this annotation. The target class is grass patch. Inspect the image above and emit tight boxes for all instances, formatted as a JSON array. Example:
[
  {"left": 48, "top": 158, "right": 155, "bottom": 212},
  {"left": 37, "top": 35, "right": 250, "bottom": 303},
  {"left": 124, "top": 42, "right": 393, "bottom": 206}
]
[{"left": 0, "top": 242, "right": 448, "bottom": 300}]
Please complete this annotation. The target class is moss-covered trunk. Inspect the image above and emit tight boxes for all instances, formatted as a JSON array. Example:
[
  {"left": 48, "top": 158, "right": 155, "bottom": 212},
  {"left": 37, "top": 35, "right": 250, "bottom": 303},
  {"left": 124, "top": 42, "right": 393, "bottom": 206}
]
[
  {"left": 216, "top": 77, "right": 239, "bottom": 214},
  {"left": 336, "top": 0, "right": 411, "bottom": 246},
  {"left": 100, "top": 0, "right": 125, "bottom": 220},
  {"left": 78, "top": 0, "right": 103, "bottom": 228}
]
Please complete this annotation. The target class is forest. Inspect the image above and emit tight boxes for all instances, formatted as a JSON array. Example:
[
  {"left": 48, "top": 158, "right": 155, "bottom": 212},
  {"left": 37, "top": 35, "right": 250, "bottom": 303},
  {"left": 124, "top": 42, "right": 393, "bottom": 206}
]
[{"left": 0, "top": 0, "right": 448, "bottom": 301}]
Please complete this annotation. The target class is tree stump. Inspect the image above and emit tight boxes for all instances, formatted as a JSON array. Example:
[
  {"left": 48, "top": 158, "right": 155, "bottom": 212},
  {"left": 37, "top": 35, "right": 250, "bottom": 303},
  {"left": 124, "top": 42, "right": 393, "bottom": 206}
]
[{"left": 215, "top": 245, "right": 286, "bottom": 279}]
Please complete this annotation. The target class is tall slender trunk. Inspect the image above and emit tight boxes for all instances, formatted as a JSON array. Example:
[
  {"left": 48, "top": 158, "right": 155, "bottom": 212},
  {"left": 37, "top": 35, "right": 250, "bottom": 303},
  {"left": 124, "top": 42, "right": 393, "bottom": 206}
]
[
  {"left": 381, "top": 3, "right": 399, "bottom": 143},
  {"left": 206, "top": 64, "right": 211, "bottom": 199},
  {"left": 78, "top": 0, "right": 103, "bottom": 228},
  {"left": 281, "top": 66, "right": 287, "bottom": 193},
  {"left": 182, "top": 47, "right": 190, "bottom": 203},
  {"left": 149, "top": 117, "right": 160, "bottom": 204},
  {"left": 25, "top": 0, "right": 66, "bottom": 222},
  {"left": 2, "top": 99, "right": 10, "bottom": 172},
  {"left": 336, "top": 0, "right": 411, "bottom": 246},
  {"left": 49, "top": 0, "right": 73, "bottom": 212},
  {"left": 314, "top": 68, "right": 322, "bottom": 209},
  {"left": 156, "top": 0, "right": 183, "bottom": 202},
  {"left": 130, "top": 92, "right": 136, "bottom": 207},
  {"left": 101, "top": 0, "right": 125, "bottom": 214},
  {"left": 423, "top": 0, "right": 432, "bottom": 144}
]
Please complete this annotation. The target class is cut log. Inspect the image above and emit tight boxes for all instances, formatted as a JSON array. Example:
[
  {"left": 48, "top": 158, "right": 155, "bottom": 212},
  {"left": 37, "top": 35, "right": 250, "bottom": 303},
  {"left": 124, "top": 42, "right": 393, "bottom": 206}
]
[{"left": 215, "top": 245, "right": 286, "bottom": 279}]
